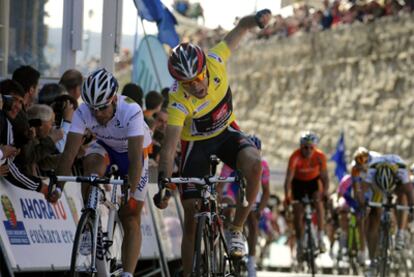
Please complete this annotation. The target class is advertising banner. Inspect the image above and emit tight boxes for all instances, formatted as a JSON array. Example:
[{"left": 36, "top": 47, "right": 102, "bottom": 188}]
[{"left": 0, "top": 178, "right": 77, "bottom": 271}]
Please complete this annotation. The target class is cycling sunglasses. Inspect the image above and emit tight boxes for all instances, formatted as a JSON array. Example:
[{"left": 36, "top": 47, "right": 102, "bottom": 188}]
[
  {"left": 181, "top": 69, "right": 207, "bottom": 86},
  {"left": 90, "top": 103, "right": 111, "bottom": 112},
  {"left": 301, "top": 145, "right": 314, "bottom": 151}
]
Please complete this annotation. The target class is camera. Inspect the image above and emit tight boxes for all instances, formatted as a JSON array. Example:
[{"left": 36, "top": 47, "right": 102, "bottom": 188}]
[{"left": 51, "top": 94, "right": 78, "bottom": 126}]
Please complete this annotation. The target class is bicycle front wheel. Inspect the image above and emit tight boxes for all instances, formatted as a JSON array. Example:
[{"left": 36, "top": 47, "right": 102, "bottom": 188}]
[
  {"left": 192, "top": 215, "right": 210, "bottom": 277},
  {"left": 70, "top": 209, "right": 96, "bottom": 277},
  {"left": 106, "top": 213, "right": 124, "bottom": 275}
]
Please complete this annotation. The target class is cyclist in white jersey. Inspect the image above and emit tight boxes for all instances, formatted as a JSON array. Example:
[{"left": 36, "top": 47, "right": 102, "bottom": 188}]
[
  {"left": 50, "top": 69, "right": 151, "bottom": 277},
  {"left": 364, "top": 154, "right": 414, "bottom": 276}
]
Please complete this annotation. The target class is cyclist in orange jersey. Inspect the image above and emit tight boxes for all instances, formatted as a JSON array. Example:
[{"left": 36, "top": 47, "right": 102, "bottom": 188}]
[{"left": 284, "top": 131, "right": 329, "bottom": 255}]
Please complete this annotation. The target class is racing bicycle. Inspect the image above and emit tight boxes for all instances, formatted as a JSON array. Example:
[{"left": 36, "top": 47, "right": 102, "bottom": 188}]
[{"left": 48, "top": 167, "right": 128, "bottom": 277}]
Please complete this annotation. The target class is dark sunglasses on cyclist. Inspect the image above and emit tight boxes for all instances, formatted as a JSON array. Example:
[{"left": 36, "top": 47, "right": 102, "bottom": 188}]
[
  {"left": 90, "top": 103, "right": 111, "bottom": 112},
  {"left": 301, "top": 145, "right": 314, "bottom": 151}
]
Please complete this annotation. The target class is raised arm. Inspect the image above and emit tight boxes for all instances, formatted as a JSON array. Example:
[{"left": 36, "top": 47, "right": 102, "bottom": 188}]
[{"left": 224, "top": 9, "right": 271, "bottom": 52}]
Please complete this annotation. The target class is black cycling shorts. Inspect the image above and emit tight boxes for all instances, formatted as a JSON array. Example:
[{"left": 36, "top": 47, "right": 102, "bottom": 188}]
[
  {"left": 292, "top": 176, "right": 320, "bottom": 201},
  {"left": 179, "top": 123, "right": 254, "bottom": 200}
]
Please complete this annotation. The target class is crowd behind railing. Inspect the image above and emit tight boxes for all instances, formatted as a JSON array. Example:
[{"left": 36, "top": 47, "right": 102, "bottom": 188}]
[{"left": 0, "top": 66, "right": 170, "bottom": 196}]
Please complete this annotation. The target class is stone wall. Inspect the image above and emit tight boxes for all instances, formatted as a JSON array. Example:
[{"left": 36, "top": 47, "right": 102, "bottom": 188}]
[{"left": 228, "top": 14, "right": 414, "bottom": 170}]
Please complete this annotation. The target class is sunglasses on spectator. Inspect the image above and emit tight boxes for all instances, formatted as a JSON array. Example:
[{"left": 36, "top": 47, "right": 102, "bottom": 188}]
[{"left": 181, "top": 69, "right": 207, "bottom": 87}]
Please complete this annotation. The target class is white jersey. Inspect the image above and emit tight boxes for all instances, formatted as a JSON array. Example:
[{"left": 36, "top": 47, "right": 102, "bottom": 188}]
[
  {"left": 70, "top": 95, "right": 151, "bottom": 152},
  {"left": 365, "top": 154, "right": 409, "bottom": 185}
]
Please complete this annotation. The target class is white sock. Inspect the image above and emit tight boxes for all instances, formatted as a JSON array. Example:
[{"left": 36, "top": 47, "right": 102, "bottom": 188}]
[{"left": 121, "top": 272, "right": 133, "bottom": 277}]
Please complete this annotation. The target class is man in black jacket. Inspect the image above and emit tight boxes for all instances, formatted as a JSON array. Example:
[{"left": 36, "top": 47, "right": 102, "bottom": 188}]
[{"left": 0, "top": 79, "right": 47, "bottom": 194}]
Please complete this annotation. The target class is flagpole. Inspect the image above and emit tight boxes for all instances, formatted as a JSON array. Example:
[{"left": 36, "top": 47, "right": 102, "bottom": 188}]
[{"left": 140, "top": 18, "right": 163, "bottom": 92}]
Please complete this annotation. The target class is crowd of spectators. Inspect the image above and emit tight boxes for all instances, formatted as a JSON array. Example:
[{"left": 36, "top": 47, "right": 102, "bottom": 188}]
[
  {"left": 0, "top": 65, "right": 170, "bottom": 195},
  {"left": 176, "top": 0, "right": 414, "bottom": 50},
  {"left": 257, "top": 0, "right": 414, "bottom": 39}
]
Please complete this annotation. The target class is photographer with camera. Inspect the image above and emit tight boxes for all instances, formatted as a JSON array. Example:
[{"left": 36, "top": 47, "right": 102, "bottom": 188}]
[{"left": 38, "top": 83, "right": 78, "bottom": 153}]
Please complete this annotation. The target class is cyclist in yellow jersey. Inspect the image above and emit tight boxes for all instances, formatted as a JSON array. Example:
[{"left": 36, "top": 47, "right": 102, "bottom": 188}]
[{"left": 153, "top": 9, "right": 272, "bottom": 277}]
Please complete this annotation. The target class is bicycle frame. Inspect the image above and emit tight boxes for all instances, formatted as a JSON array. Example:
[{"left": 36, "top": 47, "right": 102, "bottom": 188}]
[
  {"left": 52, "top": 175, "right": 126, "bottom": 274},
  {"left": 163, "top": 172, "right": 248, "bottom": 276}
]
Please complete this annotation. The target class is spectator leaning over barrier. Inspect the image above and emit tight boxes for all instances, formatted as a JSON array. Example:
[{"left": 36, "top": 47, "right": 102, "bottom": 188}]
[
  {"left": 38, "top": 83, "right": 77, "bottom": 153},
  {"left": 153, "top": 9, "right": 271, "bottom": 277},
  {"left": 26, "top": 104, "right": 63, "bottom": 175},
  {"left": 0, "top": 80, "right": 48, "bottom": 194},
  {"left": 59, "top": 69, "right": 83, "bottom": 101},
  {"left": 0, "top": 95, "right": 18, "bottom": 176}
]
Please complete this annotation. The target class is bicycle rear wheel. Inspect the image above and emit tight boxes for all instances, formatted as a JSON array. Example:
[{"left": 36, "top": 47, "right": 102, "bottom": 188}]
[
  {"left": 70, "top": 209, "right": 96, "bottom": 277},
  {"left": 192, "top": 215, "right": 210, "bottom": 277}
]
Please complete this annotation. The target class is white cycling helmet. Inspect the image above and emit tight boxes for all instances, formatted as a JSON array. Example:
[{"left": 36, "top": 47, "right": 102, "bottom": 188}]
[
  {"left": 82, "top": 68, "right": 118, "bottom": 108},
  {"left": 299, "top": 131, "right": 319, "bottom": 145},
  {"left": 374, "top": 163, "right": 397, "bottom": 193}
]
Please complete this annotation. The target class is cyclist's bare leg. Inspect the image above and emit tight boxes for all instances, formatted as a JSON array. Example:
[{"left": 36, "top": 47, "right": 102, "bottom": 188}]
[
  {"left": 82, "top": 154, "right": 107, "bottom": 201},
  {"left": 366, "top": 207, "right": 381, "bottom": 260},
  {"left": 396, "top": 185, "right": 409, "bottom": 230},
  {"left": 222, "top": 197, "right": 236, "bottom": 229},
  {"left": 233, "top": 147, "right": 262, "bottom": 228},
  {"left": 182, "top": 198, "right": 199, "bottom": 277},
  {"left": 312, "top": 190, "right": 325, "bottom": 234},
  {"left": 247, "top": 211, "right": 259, "bottom": 257},
  {"left": 357, "top": 215, "right": 366, "bottom": 251},
  {"left": 119, "top": 201, "right": 144, "bottom": 274}
]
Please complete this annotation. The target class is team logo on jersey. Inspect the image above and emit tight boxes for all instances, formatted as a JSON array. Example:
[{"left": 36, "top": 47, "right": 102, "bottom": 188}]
[
  {"left": 194, "top": 101, "right": 210, "bottom": 114},
  {"left": 171, "top": 102, "right": 189, "bottom": 115},
  {"left": 208, "top": 53, "right": 223, "bottom": 63},
  {"left": 214, "top": 77, "right": 221, "bottom": 87},
  {"left": 114, "top": 119, "right": 121, "bottom": 128},
  {"left": 1, "top": 195, "right": 30, "bottom": 245}
]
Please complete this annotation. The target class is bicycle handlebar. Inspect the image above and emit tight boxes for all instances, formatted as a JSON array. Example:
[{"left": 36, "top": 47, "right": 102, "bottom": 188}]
[
  {"left": 368, "top": 201, "right": 413, "bottom": 211},
  {"left": 54, "top": 176, "right": 125, "bottom": 185},
  {"left": 160, "top": 175, "right": 249, "bottom": 207},
  {"left": 162, "top": 176, "right": 238, "bottom": 185}
]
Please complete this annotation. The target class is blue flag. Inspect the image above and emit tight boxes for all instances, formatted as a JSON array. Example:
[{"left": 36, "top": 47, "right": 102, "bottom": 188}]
[
  {"left": 133, "top": 0, "right": 164, "bottom": 22},
  {"left": 157, "top": 7, "right": 179, "bottom": 48},
  {"left": 331, "top": 132, "right": 347, "bottom": 182},
  {"left": 134, "top": 0, "right": 179, "bottom": 48}
]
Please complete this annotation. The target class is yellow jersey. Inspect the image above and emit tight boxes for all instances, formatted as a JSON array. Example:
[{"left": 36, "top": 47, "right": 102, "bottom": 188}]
[{"left": 167, "top": 41, "right": 236, "bottom": 141}]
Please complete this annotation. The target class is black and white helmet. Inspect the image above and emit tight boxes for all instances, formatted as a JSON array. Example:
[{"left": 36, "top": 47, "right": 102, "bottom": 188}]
[
  {"left": 375, "top": 163, "right": 397, "bottom": 193},
  {"left": 82, "top": 68, "right": 118, "bottom": 108}
]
